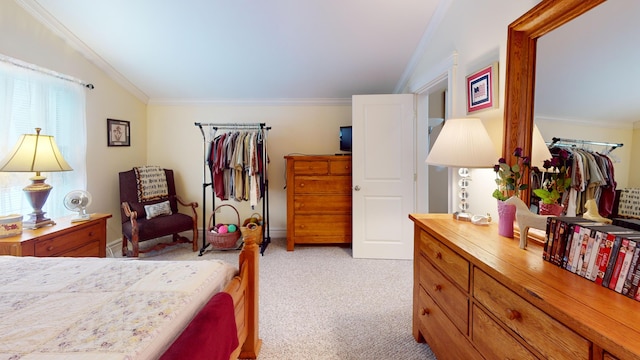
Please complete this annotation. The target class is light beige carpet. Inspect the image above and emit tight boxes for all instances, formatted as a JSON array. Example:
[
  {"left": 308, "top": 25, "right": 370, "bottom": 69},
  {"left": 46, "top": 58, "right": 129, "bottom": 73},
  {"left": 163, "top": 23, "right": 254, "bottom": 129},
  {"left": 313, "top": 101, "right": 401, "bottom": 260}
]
[{"left": 134, "top": 237, "right": 437, "bottom": 360}]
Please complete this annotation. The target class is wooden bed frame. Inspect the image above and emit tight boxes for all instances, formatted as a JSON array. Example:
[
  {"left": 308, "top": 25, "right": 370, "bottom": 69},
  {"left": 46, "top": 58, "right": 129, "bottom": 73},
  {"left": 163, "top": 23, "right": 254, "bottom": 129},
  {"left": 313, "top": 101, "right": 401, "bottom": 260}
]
[{"left": 224, "top": 234, "right": 262, "bottom": 359}]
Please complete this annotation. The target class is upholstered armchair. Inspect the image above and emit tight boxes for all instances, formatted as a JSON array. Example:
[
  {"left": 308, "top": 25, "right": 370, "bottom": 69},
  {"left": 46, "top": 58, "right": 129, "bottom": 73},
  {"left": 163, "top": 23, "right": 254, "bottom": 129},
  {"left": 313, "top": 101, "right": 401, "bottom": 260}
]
[{"left": 119, "top": 167, "right": 198, "bottom": 257}]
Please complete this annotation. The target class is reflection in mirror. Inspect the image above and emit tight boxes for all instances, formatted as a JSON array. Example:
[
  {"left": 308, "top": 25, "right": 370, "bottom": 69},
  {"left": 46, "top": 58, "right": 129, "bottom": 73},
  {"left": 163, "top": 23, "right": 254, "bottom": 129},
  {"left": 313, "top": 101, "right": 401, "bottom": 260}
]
[{"left": 534, "top": 0, "right": 637, "bottom": 188}]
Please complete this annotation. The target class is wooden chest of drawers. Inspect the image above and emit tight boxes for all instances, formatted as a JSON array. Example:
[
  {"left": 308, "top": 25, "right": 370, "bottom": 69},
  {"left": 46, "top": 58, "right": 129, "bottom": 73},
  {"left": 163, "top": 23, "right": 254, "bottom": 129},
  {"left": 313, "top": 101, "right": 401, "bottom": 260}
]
[
  {"left": 285, "top": 155, "right": 352, "bottom": 251},
  {"left": 0, "top": 213, "right": 111, "bottom": 257},
  {"left": 410, "top": 214, "right": 640, "bottom": 360}
]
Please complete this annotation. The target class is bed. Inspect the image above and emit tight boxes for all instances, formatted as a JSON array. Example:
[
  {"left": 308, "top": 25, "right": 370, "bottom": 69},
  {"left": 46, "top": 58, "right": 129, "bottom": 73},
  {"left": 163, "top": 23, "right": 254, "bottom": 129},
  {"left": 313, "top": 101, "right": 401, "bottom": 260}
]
[{"left": 0, "top": 235, "right": 261, "bottom": 359}]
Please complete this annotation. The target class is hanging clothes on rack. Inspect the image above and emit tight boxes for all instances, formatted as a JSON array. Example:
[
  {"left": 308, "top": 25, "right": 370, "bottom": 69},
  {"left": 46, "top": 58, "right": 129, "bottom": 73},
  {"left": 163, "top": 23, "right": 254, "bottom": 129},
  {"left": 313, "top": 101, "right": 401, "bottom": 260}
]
[
  {"left": 196, "top": 122, "right": 271, "bottom": 255},
  {"left": 548, "top": 138, "right": 621, "bottom": 217},
  {"left": 208, "top": 130, "right": 265, "bottom": 206}
]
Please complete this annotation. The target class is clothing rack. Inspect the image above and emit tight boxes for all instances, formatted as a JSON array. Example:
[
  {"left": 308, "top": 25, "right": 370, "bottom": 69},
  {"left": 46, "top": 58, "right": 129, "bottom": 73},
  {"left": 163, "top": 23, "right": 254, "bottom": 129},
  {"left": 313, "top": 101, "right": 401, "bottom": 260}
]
[
  {"left": 550, "top": 137, "right": 623, "bottom": 154},
  {"left": 195, "top": 122, "right": 271, "bottom": 255}
]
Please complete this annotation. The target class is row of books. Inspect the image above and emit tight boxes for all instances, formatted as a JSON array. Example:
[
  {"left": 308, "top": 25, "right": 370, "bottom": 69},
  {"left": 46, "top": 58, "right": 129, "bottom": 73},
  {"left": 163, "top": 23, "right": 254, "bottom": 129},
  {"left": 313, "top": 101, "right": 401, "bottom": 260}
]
[{"left": 544, "top": 217, "right": 640, "bottom": 301}]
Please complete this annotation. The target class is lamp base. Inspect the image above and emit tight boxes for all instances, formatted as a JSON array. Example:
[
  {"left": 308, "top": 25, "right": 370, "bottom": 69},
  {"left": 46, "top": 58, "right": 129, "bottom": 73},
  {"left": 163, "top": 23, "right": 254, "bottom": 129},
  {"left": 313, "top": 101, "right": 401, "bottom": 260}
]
[
  {"left": 23, "top": 217, "right": 56, "bottom": 230},
  {"left": 22, "top": 175, "right": 56, "bottom": 229},
  {"left": 452, "top": 211, "right": 472, "bottom": 222}
]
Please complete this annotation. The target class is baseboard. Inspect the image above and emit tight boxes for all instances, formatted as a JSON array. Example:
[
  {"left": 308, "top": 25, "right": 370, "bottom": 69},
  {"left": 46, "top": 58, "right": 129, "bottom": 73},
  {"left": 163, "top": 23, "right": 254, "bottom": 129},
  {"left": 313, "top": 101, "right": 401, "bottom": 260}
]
[{"left": 108, "top": 228, "right": 286, "bottom": 257}]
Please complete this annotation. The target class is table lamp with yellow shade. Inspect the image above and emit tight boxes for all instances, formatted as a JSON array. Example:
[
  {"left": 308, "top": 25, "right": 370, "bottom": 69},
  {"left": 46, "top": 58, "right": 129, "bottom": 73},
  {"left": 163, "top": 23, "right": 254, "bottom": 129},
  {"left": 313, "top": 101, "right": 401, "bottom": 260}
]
[{"left": 0, "top": 128, "right": 73, "bottom": 229}]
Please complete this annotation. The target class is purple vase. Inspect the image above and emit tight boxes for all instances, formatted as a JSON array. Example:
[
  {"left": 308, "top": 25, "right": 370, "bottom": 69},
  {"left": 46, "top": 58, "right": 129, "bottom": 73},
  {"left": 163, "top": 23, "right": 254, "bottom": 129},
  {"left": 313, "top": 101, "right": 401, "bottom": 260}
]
[{"left": 497, "top": 200, "right": 516, "bottom": 238}]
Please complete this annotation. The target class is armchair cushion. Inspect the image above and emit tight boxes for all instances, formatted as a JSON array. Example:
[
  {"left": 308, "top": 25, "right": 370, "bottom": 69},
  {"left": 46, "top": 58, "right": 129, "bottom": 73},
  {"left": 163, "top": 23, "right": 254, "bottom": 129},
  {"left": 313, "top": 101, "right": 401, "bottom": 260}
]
[
  {"left": 145, "top": 200, "right": 172, "bottom": 219},
  {"left": 122, "top": 212, "right": 194, "bottom": 243}
]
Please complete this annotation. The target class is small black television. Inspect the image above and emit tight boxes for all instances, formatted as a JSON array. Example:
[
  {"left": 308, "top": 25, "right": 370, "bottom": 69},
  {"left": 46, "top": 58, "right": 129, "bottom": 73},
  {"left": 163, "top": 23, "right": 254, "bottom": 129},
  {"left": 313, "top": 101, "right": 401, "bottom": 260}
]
[{"left": 339, "top": 126, "right": 352, "bottom": 152}]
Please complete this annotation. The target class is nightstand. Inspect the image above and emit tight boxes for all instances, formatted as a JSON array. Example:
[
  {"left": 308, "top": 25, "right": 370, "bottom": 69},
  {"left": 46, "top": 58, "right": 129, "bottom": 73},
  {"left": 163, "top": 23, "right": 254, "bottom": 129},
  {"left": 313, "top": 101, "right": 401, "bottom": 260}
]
[{"left": 0, "top": 213, "right": 111, "bottom": 257}]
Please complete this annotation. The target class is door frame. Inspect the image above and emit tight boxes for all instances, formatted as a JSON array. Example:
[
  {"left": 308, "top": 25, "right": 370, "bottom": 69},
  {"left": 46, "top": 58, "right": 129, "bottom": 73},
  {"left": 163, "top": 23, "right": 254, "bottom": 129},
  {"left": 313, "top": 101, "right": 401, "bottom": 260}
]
[{"left": 410, "top": 52, "right": 458, "bottom": 214}]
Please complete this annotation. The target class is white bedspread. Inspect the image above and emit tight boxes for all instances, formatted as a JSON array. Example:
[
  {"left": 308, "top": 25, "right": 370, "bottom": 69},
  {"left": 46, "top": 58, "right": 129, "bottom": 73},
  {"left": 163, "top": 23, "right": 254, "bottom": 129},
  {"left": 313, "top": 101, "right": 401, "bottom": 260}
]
[{"left": 0, "top": 256, "right": 237, "bottom": 360}]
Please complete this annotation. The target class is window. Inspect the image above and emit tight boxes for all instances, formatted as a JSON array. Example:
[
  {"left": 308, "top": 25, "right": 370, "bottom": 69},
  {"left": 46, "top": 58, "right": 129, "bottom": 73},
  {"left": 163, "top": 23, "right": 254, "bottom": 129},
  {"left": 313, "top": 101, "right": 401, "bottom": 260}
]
[{"left": 0, "top": 59, "right": 87, "bottom": 219}]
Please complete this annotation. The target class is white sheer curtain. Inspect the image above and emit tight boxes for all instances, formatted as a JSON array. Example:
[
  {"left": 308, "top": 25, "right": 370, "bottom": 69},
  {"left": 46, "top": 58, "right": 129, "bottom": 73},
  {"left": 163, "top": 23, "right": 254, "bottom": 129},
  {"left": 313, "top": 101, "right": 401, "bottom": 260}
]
[{"left": 0, "top": 59, "right": 87, "bottom": 219}]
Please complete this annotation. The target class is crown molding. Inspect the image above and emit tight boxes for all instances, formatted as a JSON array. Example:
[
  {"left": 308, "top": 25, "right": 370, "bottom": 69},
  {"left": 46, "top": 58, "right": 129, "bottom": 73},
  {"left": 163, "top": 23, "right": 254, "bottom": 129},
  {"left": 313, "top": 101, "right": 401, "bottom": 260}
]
[
  {"left": 15, "top": 0, "right": 149, "bottom": 103},
  {"left": 148, "top": 97, "right": 352, "bottom": 106}
]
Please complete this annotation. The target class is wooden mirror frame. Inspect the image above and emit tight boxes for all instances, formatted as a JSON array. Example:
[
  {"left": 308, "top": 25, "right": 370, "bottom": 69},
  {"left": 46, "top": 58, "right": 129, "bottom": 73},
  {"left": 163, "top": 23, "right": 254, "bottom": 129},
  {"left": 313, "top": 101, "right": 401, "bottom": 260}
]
[{"left": 502, "top": 0, "right": 605, "bottom": 203}]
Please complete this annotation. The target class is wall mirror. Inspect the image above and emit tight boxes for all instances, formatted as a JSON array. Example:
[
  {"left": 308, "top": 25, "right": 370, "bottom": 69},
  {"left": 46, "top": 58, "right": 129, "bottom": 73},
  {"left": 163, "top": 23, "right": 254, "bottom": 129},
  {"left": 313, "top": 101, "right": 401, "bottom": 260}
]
[
  {"left": 535, "top": 0, "right": 637, "bottom": 190},
  {"left": 503, "top": 0, "right": 606, "bottom": 202}
]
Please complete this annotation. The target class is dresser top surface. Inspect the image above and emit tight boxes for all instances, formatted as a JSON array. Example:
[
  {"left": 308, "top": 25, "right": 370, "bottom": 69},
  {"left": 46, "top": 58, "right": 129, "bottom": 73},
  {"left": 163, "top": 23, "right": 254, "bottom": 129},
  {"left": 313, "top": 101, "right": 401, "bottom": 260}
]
[
  {"left": 0, "top": 213, "right": 112, "bottom": 244},
  {"left": 285, "top": 155, "right": 351, "bottom": 160}
]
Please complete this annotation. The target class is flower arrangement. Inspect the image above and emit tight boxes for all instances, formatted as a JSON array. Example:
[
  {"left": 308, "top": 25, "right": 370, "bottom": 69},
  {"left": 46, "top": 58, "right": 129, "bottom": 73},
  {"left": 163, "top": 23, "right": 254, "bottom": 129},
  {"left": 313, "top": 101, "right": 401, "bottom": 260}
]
[
  {"left": 533, "top": 148, "right": 571, "bottom": 204},
  {"left": 492, "top": 147, "right": 531, "bottom": 201}
]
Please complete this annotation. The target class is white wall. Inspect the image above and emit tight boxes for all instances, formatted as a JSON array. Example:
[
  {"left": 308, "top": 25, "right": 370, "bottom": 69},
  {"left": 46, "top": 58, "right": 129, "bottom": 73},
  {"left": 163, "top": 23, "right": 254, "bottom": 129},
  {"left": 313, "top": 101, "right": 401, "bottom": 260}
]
[
  {"left": 0, "top": 1, "right": 147, "bottom": 243},
  {"left": 404, "top": 0, "right": 538, "bottom": 219},
  {"left": 146, "top": 103, "right": 352, "bottom": 237}
]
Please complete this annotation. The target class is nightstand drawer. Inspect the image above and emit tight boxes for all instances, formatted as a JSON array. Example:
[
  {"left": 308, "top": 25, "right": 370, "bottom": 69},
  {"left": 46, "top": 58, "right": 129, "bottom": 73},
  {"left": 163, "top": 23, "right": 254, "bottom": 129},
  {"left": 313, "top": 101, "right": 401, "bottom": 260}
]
[
  {"left": 35, "top": 222, "right": 102, "bottom": 256},
  {"left": 419, "top": 231, "right": 469, "bottom": 291},
  {"left": 294, "top": 176, "right": 351, "bottom": 194},
  {"left": 474, "top": 269, "right": 590, "bottom": 359}
]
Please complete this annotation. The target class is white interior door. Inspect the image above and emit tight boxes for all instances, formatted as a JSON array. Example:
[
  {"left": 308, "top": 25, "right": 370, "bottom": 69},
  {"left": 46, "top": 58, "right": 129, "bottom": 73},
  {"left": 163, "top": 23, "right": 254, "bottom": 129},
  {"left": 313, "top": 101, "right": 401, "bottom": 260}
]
[{"left": 352, "top": 94, "right": 415, "bottom": 259}]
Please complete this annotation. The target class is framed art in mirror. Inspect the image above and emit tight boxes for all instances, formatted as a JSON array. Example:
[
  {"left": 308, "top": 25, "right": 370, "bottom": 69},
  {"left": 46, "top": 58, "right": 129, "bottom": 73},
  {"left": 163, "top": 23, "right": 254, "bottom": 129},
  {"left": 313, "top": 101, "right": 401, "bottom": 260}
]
[
  {"left": 466, "top": 62, "right": 498, "bottom": 114},
  {"left": 107, "top": 118, "right": 130, "bottom": 147}
]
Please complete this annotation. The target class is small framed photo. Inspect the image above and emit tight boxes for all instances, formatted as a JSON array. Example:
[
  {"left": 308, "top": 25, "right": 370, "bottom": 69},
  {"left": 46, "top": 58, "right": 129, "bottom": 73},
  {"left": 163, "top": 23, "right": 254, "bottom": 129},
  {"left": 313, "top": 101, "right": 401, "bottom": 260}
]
[
  {"left": 466, "top": 62, "right": 498, "bottom": 113},
  {"left": 107, "top": 119, "right": 130, "bottom": 147}
]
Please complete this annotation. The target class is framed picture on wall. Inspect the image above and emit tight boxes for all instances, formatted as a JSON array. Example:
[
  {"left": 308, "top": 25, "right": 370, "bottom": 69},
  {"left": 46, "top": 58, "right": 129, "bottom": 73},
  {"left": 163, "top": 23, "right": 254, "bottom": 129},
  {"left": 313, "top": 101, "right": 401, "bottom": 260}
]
[
  {"left": 107, "top": 118, "right": 130, "bottom": 146},
  {"left": 466, "top": 62, "right": 498, "bottom": 113}
]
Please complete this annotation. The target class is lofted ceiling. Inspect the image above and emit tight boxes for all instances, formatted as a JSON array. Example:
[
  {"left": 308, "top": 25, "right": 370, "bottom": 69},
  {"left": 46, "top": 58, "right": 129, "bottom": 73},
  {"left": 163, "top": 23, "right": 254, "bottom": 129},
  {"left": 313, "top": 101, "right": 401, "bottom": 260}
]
[
  {"left": 18, "top": 0, "right": 443, "bottom": 104},
  {"left": 14, "top": 1, "right": 639, "bottom": 126}
]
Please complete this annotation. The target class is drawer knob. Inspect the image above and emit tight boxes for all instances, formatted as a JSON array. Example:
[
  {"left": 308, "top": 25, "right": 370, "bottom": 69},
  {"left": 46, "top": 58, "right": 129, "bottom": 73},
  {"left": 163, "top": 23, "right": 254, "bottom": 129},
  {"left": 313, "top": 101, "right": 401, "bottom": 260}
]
[
  {"left": 47, "top": 246, "right": 54, "bottom": 251},
  {"left": 433, "top": 284, "right": 442, "bottom": 292},
  {"left": 435, "top": 252, "right": 442, "bottom": 259},
  {"left": 421, "top": 308, "right": 430, "bottom": 316},
  {"left": 300, "top": 183, "right": 305, "bottom": 187},
  {"left": 506, "top": 309, "right": 521, "bottom": 320}
]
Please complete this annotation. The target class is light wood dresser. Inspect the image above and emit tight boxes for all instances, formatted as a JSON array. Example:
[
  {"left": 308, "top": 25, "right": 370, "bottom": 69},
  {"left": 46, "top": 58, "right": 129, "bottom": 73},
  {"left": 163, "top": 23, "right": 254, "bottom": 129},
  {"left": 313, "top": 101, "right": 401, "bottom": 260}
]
[
  {"left": 285, "top": 155, "right": 352, "bottom": 251},
  {"left": 410, "top": 213, "right": 640, "bottom": 360},
  {"left": 0, "top": 213, "right": 111, "bottom": 257}
]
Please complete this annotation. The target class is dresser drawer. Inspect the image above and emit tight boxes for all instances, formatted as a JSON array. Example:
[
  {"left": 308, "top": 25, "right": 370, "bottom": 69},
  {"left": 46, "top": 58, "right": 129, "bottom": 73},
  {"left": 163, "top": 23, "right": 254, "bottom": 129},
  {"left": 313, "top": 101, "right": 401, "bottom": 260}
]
[
  {"left": 419, "top": 231, "right": 469, "bottom": 291},
  {"left": 293, "top": 160, "right": 329, "bottom": 175},
  {"left": 293, "top": 215, "right": 352, "bottom": 236},
  {"left": 419, "top": 254, "right": 468, "bottom": 334},
  {"left": 329, "top": 159, "right": 351, "bottom": 175},
  {"left": 472, "top": 304, "right": 538, "bottom": 360},
  {"left": 473, "top": 269, "right": 590, "bottom": 359},
  {"left": 294, "top": 195, "right": 351, "bottom": 214},
  {"left": 416, "top": 287, "right": 483, "bottom": 360},
  {"left": 35, "top": 222, "right": 102, "bottom": 257},
  {"left": 294, "top": 176, "right": 351, "bottom": 194}
]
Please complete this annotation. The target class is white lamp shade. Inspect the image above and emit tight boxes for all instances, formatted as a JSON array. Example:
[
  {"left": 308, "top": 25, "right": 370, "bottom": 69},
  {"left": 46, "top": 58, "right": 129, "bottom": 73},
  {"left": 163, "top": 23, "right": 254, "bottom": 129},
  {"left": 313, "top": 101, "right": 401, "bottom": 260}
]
[
  {"left": 0, "top": 130, "right": 72, "bottom": 173},
  {"left": 425, "top": 118, "right": 497, "bottom": 168},
  {"left": 531, "top": 124, "right": 552, "bottom": 169}
]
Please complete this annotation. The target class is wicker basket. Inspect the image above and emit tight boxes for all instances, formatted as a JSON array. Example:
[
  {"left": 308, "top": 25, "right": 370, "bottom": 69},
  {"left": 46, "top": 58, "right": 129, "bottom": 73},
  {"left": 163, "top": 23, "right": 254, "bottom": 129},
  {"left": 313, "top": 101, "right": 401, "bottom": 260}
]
[
  {"left": 206, "top": 204, "right": 242, "bottom": 250},
  {"left": 241, "top": 212, "right": 264, "bottom": 245}
]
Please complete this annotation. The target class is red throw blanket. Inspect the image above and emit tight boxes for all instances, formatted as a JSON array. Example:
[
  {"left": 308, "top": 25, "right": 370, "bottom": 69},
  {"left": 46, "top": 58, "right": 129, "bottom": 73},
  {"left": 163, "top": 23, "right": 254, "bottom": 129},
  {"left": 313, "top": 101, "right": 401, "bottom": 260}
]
[{"left": 160, "top": 292, "right": 239, "bottom": 360}]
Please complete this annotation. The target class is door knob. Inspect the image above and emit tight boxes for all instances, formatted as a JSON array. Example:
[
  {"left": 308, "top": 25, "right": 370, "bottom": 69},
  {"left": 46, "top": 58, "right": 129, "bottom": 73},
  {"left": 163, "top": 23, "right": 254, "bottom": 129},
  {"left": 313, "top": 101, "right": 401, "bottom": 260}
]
[{"left": 354, "top": 185, "right": 361, "bottom": 191}]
